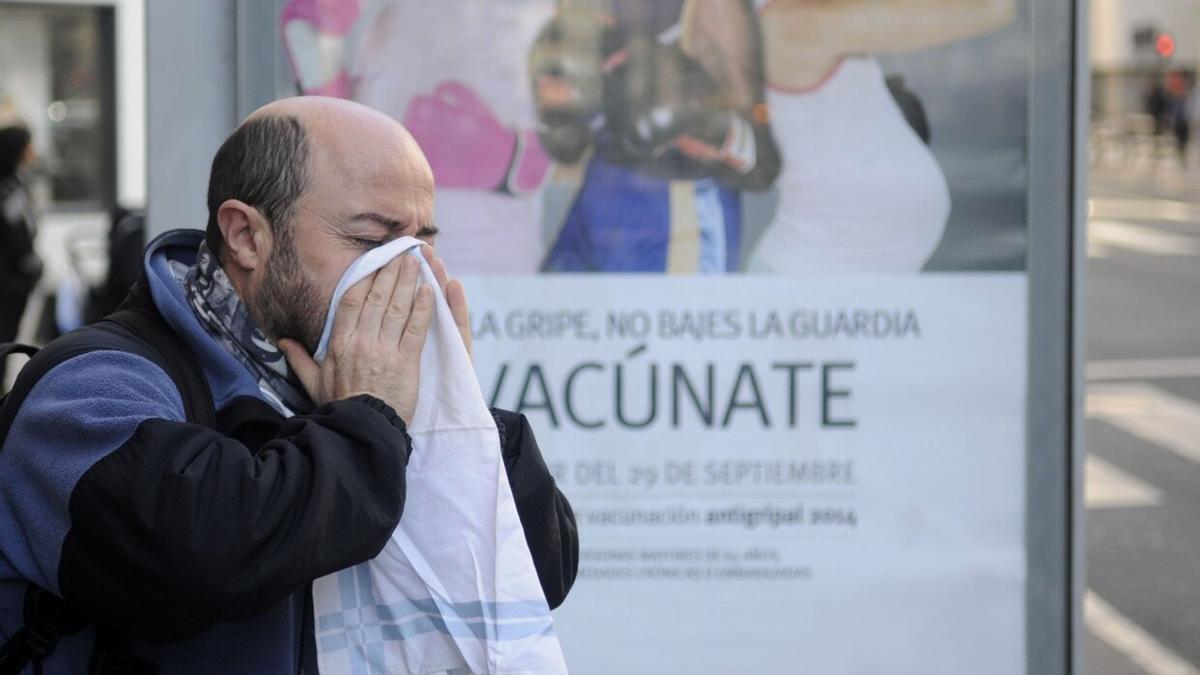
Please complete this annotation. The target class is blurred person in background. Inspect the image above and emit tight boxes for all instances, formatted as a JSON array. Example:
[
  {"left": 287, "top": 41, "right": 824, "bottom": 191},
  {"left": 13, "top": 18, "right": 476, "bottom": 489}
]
[
  {"left": 0, "top": 124, "right": 43, "bottom": 384},
  {"left": 1188, "top": 77, "right": 1200, "bottom": 167},
  {"left": 1165, "top": 70, "right": 1192, "bottom": 165},
  {"left": 1146, "top": 77, "right": 1169, "bottom": 136}
]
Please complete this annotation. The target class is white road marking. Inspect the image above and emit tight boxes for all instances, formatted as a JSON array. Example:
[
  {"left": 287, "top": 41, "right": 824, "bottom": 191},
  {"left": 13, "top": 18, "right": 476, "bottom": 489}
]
[
  {"left": 1089, "top": 219, "right": 1200, "bottom": 256},
  {"left": 1088, "top": 239, "right": 1113, "bottom": 258},
  {"left": 1086, "top": 455, "right": 1162, "bottom": 509},
  {"left": 1089, "top": 358, "right": 1200, "bottom": 381},
  {"left": 1086, "top": 590, "right": 1200, "bottom": 675},
  {"left": 1090, "top": 197, "right": 1200, "bottom": 225},
  {"left": 1088, "top": 383, "right": 1200, "bottom": 465}
]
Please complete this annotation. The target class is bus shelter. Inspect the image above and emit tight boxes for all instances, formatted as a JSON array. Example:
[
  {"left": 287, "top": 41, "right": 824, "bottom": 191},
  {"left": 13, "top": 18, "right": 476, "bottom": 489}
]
[{"left": 147, "top": 1, "right": 1086, "bottom": 672}]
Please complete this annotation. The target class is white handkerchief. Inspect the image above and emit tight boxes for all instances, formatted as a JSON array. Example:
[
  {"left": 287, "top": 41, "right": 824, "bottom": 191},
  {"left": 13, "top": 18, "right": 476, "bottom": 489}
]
[{"left": 311, "top": 237, "right": 568, "bottom": 674}]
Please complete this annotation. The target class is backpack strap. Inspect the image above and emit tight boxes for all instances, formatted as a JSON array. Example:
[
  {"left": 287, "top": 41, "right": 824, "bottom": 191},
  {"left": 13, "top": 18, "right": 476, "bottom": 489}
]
[
  {"left": 0, "top": 344, "right": 38, "bottom": 410},
  {"left": 0, "top": 584, "right": 158, "bottom": 675},
  {"left": 0, "top": 279, "right": 210, "bottom": 674},
  {"left": 0, "top": 586, "right": 87, "bottom": 675},
  {"left": 0, "top": 343, "right": 39, "bottom": 365}
]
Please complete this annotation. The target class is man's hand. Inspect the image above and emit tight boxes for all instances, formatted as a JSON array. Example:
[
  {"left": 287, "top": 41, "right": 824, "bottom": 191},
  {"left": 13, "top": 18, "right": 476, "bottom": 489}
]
[
  {"left": 419, "top": 245, "right": 472, "bottom": 360},
  {"left": 280, "top": 255, "right": 433, "bottom": 424}
]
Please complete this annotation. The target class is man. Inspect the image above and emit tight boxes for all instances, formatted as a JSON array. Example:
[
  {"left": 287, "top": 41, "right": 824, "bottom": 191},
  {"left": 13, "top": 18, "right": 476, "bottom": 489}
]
[{"left": 0, "top": 97, "right": 577, "bottom": 673}]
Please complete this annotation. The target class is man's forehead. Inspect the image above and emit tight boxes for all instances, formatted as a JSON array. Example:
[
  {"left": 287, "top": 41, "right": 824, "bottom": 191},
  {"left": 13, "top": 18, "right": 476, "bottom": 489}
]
[
  {"left": 311, "top": 135, "right": 434, "bottom": 196},
  {"left": 300, "top": 124, "right": 433, "bottom": 199}
]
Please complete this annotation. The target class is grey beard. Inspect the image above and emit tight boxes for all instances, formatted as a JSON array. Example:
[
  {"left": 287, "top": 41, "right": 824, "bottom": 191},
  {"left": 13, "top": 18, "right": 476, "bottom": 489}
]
[{"left": 252, "top": 238, "right": 324, "bottom": 354}]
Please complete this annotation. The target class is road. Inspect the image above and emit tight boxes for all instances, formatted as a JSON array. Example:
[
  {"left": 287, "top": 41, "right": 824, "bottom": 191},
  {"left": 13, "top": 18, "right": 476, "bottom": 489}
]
[{"left": 1085, "top": 160, "right": 1200, "bottom": 674}]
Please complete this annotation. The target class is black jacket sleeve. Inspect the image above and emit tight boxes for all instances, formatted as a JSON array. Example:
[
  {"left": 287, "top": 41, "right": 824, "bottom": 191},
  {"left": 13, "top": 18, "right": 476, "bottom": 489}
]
[
  {"left": 491, "top": 408, "right": 579, "bottom": 609},
  {"left": 58, "top": 394, "right": 410, "bottom": 644}
]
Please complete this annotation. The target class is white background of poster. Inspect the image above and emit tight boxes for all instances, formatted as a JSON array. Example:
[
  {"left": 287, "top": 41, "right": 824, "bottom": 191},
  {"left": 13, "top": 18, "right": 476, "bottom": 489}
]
[{"left": 465, "top": 275, "right": 1027, "bottom": 675}]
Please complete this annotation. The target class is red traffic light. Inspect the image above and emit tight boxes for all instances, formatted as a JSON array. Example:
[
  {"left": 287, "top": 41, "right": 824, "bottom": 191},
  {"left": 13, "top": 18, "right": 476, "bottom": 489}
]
[{"left": 1156, "top": 33, "right": 1176, "bottom": 58}]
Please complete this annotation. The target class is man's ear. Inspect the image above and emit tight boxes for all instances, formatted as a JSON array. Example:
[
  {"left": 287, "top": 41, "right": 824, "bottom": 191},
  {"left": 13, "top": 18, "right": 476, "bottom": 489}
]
[{"left": 217, "top": 200, "right": 272, "bottom": 272}]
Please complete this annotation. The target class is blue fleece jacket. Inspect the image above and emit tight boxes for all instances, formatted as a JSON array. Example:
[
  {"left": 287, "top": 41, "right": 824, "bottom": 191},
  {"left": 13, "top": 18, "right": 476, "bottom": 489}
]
[{"left": 0, "top": 230, "right": 414, "bottom": 673}]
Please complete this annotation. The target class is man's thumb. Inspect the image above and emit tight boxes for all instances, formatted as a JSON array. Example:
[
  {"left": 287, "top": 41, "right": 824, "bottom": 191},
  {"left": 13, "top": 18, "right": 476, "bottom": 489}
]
[{"left": 278, "top": 338, "right": 320, "bottom": 398}]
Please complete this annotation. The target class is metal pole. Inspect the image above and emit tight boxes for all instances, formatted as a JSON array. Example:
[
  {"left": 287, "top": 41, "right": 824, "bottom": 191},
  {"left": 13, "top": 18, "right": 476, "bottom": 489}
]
[
  {"left": 1025, "top": 0, "right": 1084, "bottom": 672},
  {"left": 145, "top": 0, "right": 237, "bottom": 236}
]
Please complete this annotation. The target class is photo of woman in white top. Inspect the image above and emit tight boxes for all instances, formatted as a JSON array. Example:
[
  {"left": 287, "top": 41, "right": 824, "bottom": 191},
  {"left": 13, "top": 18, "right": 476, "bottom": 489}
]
[{"left": 741, "top": 0, "right": 1015, "bottom": 274}]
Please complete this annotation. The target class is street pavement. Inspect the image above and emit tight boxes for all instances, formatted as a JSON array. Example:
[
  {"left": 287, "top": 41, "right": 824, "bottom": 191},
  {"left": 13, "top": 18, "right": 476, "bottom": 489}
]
[{"left": 1086, "top": 158, "right": 1200, "bottom": 674}]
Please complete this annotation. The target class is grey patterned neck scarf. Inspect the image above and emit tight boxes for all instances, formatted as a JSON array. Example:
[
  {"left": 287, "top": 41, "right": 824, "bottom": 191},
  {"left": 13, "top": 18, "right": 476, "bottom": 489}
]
[{"left": 183, "top": 241, "right": 314, "bottom": 414}]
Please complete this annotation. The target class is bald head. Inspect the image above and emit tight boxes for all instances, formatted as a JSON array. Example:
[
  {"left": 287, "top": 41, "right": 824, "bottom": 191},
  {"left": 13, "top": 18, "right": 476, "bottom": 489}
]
[
  {"left": 246, "top": 95, "right": 403, "bottom": 134},
  {"left": 205, "top": 96, "right": 433, "bottom": 260},
  {"left": 246, "top": 97, "right": 428, "bottom": 177}
]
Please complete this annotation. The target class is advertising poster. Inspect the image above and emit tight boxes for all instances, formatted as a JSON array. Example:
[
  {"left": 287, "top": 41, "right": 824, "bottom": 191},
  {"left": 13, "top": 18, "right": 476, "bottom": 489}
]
[{"left": 277, "top": 1, "right": 1030, "bottom": 672}]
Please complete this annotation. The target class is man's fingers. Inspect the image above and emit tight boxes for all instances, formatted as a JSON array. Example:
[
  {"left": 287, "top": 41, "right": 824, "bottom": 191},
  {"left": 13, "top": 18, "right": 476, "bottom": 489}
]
[
  {"left": 398, "top": 283, "right": 435, "bottom": 356},
  {"left": 333, "top": 273, "right": 373, "bottom": 349},
  {"left": 357, "top": 256, "right": 405, "bottom": 335},
  {"left": 445, "top": 278, "right": 472, "bottom": 359},
  {"left": 430, "top": 257, "right": 450, "bottom": 296},
  {"left": 420, "top": 245, "right": 450, "bottom": 294},
  {"left": 380, "top": 255, "right": 421, "bottom": 344},
  {"left": 278, "top": 338, "right": 321, "bottom": 400},
  {"left": 417, "top": 243, "right": 467, "bottom": 356}
]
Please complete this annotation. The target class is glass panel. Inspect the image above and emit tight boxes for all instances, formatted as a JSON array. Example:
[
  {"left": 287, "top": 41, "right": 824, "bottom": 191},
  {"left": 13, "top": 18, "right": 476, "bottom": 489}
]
[
  {"left": 265, "top": 2, "right": 1032, "bottom": 673},
  {"left": 0, "top": 3, "right": 113, "bottom": 209}
]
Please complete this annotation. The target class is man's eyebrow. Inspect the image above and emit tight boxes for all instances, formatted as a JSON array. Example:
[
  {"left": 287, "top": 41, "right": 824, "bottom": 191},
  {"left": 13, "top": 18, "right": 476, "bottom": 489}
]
[
  {"left": 349, "top": 212, "right": 407, "bottom": 231},
  {"left": 346, "top": 213, "right": 440, "bottom": 239}
]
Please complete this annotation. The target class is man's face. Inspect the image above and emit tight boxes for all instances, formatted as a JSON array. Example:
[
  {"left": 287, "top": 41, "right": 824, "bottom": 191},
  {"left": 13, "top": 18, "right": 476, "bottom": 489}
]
[{"left": 249, "top": 118, "right": 437, "bottom": 354}]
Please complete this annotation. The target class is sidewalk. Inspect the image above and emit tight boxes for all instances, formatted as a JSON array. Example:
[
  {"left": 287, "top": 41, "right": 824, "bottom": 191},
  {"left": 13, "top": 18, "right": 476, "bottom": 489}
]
[
  {"left": 1090, "top": 153, "right": 1200, "bottom": 201},
  {"left": 1089, "top": 630, "right": 1148, "bottom": 675}
]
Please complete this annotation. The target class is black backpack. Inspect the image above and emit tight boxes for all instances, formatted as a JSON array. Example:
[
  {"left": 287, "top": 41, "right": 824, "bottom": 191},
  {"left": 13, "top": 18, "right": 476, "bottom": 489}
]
[{"left": 0, "top": 281, "right": 215, "bottom": 675}]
